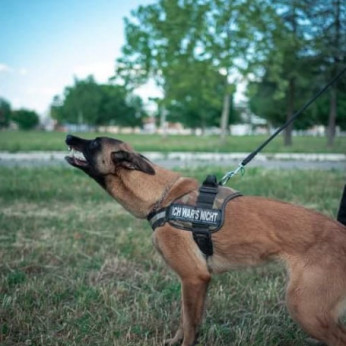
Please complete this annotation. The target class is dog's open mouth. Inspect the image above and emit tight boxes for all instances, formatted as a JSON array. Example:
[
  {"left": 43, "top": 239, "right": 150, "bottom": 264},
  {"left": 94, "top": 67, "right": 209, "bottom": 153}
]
[{"left": 65, "top": 146, "right": 89, "bottom": 167}]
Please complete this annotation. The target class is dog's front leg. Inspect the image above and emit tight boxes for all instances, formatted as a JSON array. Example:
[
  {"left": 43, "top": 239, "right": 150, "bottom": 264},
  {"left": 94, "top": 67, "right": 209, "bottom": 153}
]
[
  {"left": 154, "top": 226, "right": 211, "bottom": 346},
  {"left": 180, "top": 275, "right": 210, "bottom": 346},
  {"left": 165, "top": 273, "right": 210, "bottom": 346}
]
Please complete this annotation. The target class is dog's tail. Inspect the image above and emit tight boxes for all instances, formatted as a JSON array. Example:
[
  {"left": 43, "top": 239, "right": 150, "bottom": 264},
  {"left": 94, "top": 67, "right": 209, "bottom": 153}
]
[{"left": 337, "top": 185, "right": 346, "bottom": 226}]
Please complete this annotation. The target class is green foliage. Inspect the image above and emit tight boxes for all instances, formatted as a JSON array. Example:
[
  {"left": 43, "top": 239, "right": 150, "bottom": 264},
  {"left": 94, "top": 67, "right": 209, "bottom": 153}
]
[
  {"left": 118, "top": 0, "right": 274, "bottom": 131},
  {"left": 249, "top": 0, "right": 314, "bottom": 138},
  {"left": 312, "top": 80, "right": 346, "bottom": 130},
  {"left": 51, "top": 76, "right": 146, "bottom": 127},
  {"left": 248, "top": 72, "right": 320, "bottom": 130},
  {"left": 11, "top": 109, "right": 39, "bottom": 130},
  {"left": 0, "top": 97, "right": 11, "bottom": 128},
  {"left": 117, "top": 0, "right": 345, "bottom": 145},
  {"left": 248, "top": 78, "right": 286, "bottom": 127},
  {"left": 165, "top": 60, "right": 229, "bottom": 128},
  {"left": 308, "top": 0, "right": 346, "bottom": 74},
  {"left": 248, "top": 0, "right": 346, "bottom": 138}
]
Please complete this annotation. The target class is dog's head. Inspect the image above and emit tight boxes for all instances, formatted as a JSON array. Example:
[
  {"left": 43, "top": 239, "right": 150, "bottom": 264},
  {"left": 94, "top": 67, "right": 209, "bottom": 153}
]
[{"left": 65, "top": 135, "right": 155, "bottom": 188}]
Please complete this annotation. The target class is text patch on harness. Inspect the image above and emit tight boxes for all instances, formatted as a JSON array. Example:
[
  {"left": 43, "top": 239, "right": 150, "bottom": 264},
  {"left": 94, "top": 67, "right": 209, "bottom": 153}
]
[
  {"left": 147, "top": 175, "right": 242, "bottom": 257},
  {"left": 168, "top": 204, "right": 221, "bottom": 227}
]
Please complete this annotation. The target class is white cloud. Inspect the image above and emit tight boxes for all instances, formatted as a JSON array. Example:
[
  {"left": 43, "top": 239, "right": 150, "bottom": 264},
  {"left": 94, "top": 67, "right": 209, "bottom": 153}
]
[
  {"left": 0, "top": 63, "right": 12, "bottom": 74},
  {"left": 0, "top": 64, "right": 28, "bottom": 76},
  {"left": 19, "top": 68, "right": 28, "bottom": 76}
]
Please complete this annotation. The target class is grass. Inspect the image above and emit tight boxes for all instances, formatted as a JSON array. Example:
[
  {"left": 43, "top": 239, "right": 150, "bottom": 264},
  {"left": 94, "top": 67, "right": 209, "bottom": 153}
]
[
  {"left": 0, "top": 166, "right": 345, "bottom": 345},
  {"left": 0, "top": 130, "right": 346, "bottom": 153}
]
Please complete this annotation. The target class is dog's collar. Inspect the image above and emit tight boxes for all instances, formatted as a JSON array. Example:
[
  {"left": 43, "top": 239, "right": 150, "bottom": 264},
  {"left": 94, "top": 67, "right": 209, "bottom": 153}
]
[{"left": 147, "top": 175, "right": 242, "bottom": 257}]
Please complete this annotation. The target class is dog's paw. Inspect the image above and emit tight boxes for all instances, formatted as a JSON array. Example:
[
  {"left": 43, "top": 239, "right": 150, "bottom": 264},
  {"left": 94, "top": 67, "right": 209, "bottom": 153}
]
[
  {"left": 163, "top": 337, "right": 181, "bottom": 345},
  {"left": 163, "top": 330, "right": 183, "bottom": 345}
]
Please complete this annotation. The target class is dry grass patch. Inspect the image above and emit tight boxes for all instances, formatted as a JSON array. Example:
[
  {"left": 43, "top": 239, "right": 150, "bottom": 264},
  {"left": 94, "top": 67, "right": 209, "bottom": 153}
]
[{"left": 0, "top": 166, "right": 344, "bottom": 345}]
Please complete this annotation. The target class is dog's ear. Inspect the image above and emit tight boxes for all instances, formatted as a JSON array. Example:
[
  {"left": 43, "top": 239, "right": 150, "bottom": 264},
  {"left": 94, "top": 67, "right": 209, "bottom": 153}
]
[{"left": 111, "top": 151, "right": 155, "bottom": 175}]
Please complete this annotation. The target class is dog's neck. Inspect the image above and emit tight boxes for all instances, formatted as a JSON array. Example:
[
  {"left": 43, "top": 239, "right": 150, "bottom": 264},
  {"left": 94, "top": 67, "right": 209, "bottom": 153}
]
[{"left": 104, "top": 165, "right": 198, "bottom": 218}]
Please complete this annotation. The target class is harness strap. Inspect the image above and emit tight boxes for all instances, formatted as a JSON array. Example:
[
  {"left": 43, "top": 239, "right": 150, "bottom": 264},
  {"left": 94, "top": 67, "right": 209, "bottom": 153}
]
[
  {"left": 192, "top": 175, "right": 218, "bottom": 257},
  {"left": 147, "top": 208, "right": 167, "bottom": 230}
]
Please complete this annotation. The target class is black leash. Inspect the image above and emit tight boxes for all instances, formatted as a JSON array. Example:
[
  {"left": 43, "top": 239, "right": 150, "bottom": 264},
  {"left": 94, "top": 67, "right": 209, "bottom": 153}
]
[{"left": 220, "top": 66, "right": 346, "bottom": 185}]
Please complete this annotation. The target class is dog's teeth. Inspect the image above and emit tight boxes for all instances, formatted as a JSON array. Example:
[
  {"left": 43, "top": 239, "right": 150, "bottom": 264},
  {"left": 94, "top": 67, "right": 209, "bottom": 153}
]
[
  {"left": 74, "top": 151, "right": 86, "bottom": 161},
  {"left": 67, "top": 147, "right": 86, "bottom": 161},
  {"left": 68, "top": 146, "right": 72, "bottom": 151}
]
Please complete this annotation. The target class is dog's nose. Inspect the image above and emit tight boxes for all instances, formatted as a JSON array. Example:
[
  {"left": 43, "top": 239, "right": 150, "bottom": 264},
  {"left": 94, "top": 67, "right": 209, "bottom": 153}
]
[
  {"left": 65, "top": 134, "right": 78, "bottom": 145},
  {"left": 66, "top": 134, "right": 73, "bottom": 143}
]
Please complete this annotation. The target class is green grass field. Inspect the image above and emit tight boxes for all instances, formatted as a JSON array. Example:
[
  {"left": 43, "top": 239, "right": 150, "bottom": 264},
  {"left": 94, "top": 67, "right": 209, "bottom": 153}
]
[
  {"left": 1, "top": 166, "right": 345, "bottom": 345},
  {"left": 1, "top": 130, "right": 346, "bottom": 153}
]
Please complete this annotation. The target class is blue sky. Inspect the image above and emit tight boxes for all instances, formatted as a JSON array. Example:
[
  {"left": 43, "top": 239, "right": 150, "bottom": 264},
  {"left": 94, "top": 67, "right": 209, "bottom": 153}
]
[{"left": 0, "top": 0, "right": 159, "bottom": 115}]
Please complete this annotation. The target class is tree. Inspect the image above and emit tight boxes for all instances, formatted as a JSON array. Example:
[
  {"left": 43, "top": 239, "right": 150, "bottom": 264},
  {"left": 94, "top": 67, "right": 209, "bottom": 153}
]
[
  {"left": 248, "top": 72, "right": 317, "bottom": 131},
  {"left": 58, "top": 76, "right": 104, "bottom": 126},
  {"left": 12, "top": 109, "right": 39, "bottom": 130},
  {"left": 312, "top": 75, "right": 346, "bottom": 131},
  {"left": 202, "top": 0, "right": 275, "bottom": 140},
  {"left": 50, "top": 76, "right": 146, "bottom": 128},
  {"left": 164, "top": 59, "right": 227, "bottom": 130},
  {"left": 124, "top": 95, "right": 147, "bottom": 127},
  {"left": 248, "top": 0, "right": 346, "bottom": 141},
  {"left": 257, "top": 0, "right": 316, "bottom": 145},
  {"left": 117, "top": 0, "right": 209, "bottom": 133},
  {"left": 0, "top": 97, "right": 11, "bottom": 128},
  {"left": 98, "top": 85, "right": 145, "bottom": 127},
  {"left": 117, "top": 0, "right": 273, "bottom": 137},
  {"left": 307, "top": 0, "right": 346, "bottom": 146}
]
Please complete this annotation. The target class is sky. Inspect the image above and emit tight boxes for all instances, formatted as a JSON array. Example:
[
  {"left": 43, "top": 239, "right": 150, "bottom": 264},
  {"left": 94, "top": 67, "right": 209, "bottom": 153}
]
[{"left": 0, "top": 0, "right": 160, "bottom": 116}]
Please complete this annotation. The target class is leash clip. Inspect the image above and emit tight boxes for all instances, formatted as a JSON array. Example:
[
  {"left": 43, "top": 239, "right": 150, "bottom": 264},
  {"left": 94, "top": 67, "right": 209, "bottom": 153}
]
[{"left": 219, "top": 163, "right": 245, "bottom": 186}]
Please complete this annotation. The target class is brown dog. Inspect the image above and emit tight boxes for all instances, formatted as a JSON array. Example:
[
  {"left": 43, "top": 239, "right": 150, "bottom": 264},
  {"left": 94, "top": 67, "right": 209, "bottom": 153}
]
[{"left": 65, "top": 134, "right": 346, "bottom": 346}]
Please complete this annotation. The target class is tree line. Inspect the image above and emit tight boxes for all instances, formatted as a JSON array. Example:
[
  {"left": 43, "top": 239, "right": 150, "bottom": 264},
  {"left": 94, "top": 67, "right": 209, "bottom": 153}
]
[
  {"left": 0, "top": 98, "right": 39, "bottom": 130},
  {"left": 116, "top": 0, "right": 346, "bottom": 146},
  {"left": 50, "top": 76, "right": 146, "bottom": 128}
]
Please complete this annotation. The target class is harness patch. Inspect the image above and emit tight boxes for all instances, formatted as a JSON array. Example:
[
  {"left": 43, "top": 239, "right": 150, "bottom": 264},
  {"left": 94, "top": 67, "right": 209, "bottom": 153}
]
[
  {"left": 168, "top": 204, "right": 221, "bottom": 226},
  {"left": 147, "top": 175, "right": 242, "bottom": 258}
]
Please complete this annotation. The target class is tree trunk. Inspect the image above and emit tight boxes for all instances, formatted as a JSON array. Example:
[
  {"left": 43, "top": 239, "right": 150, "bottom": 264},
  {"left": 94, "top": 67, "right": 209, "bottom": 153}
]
[
  {"left": 327, "top": 86, "right": 337, "bottom": 147},
  {"left": 284, "top": 78, "right": 295, "bottom": 146},
  {"left": 220, "top": 91, "right": 230, "bottom": 142},
  {"left": 160, "top": 107, "right": 168, "bottom": 139},
  {"left": 327, "top": 0, "right": 340, "bottom": 147},
  {"left": 284, "top": 3, "right": 298, "bottom": 147}
]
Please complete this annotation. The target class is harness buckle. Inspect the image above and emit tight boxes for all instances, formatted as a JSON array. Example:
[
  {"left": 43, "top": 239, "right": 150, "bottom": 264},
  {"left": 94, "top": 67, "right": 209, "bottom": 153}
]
[{"left": 193, "top": 229, "right": 213, "bottom": 257}]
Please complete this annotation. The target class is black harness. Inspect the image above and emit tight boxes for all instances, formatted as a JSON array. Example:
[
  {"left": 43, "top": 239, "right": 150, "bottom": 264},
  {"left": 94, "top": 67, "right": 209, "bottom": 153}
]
[{"left": 147, "top": 175, "right": 242, "bottom": 257}]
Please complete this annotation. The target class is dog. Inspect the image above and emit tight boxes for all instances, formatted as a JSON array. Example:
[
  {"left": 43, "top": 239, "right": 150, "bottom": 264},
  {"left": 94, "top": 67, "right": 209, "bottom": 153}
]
[{"left": 65, "top": 134, "right": 346, "bottom": 346}]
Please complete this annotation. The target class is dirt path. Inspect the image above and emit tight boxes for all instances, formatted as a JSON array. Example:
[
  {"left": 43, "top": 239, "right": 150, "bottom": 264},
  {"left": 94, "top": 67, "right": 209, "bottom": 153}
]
[{"left": 0, "top": 151, "right": 345, "bottom": 171}]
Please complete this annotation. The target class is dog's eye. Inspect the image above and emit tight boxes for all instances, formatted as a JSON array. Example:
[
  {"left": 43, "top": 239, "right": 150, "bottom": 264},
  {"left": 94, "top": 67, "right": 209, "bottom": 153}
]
[{"left": 90, "top": 139, "right": 100, "bottom": 150}]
